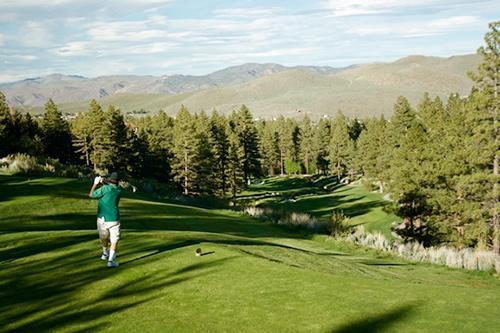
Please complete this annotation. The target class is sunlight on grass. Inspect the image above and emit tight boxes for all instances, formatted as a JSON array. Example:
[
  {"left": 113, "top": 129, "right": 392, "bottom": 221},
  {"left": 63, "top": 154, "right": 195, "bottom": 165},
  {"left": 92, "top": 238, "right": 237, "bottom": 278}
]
[{"left": 1, "top": 175, "right": 499, "bottom": 332}]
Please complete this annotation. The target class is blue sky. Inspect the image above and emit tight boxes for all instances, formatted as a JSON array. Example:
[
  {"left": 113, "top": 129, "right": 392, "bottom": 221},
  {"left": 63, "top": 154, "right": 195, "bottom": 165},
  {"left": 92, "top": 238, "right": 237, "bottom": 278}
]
[{"left": 0, "top": 0, "right": 498, "bottom": 82}]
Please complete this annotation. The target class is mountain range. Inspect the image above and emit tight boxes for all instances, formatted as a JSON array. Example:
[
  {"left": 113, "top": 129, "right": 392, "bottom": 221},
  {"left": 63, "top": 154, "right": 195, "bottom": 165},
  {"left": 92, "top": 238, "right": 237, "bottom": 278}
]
[{"left": 1, "top": 54, "right": 480, "bottom": 119}]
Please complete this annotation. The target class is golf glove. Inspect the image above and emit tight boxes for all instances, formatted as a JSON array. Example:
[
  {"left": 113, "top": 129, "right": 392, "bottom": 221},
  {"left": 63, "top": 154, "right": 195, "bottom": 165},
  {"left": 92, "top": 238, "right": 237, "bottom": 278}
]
[{"left": 94, "top": 176, "right": 102, "bottom": 185}]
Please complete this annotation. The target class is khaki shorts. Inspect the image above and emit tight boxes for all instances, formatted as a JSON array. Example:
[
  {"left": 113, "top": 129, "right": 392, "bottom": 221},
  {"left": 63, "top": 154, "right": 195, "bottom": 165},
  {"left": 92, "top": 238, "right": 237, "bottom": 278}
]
[{"left": 97, "top": 217, "right": 120, "bottom": 243}]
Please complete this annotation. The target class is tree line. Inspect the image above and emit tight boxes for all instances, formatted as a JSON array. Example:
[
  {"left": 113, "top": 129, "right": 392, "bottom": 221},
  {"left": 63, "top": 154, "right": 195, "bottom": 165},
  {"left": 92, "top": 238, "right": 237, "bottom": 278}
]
[{"left": 0, "top": 22, "right": 497, "bottom": 251}]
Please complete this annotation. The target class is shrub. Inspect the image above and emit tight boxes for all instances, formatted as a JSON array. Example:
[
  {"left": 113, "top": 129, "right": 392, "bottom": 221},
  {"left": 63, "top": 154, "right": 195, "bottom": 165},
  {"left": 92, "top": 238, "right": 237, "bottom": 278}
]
[
  {"left": 0, "top": 153, "right": 47, "bottom": 174},
  {"left": 244, "top": 206, "right": 265, "bottom": 218},
  {"left": 242, "top": 206, "right": 325, "bottom": 231},
  {"left": 327, "top": 210, "right": 351, "bottom": 236},
  {"left": 344, "top": 226, "right": 500, "bottom": 273},
  {"left": 277, "top": 212, "right": 323, "bottom": 231},
  {"left": 0, "top": 153, "right": 84, "bottom": 177}
]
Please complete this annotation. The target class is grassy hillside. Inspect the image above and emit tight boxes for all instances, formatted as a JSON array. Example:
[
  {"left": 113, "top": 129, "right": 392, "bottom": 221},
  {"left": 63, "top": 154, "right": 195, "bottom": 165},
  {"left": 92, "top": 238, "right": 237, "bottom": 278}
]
[
  {"left": 16, "top": 54, "right": 480, "bottom": 119},
  {"left": 337, "top": 54, "right": 479, "bottom": 93},
  {"left": 1, "top": 175, "right": 499, "bottom": 332},
  {"left": 20, "top": 92, "right": 196, "bottom": 116}
]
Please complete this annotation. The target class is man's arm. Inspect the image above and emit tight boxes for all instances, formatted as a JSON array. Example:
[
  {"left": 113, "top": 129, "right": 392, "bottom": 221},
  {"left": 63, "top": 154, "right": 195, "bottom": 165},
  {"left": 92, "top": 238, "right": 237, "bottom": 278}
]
[{"left": 88, "top": 176, "right": 102, "bottom": 198}]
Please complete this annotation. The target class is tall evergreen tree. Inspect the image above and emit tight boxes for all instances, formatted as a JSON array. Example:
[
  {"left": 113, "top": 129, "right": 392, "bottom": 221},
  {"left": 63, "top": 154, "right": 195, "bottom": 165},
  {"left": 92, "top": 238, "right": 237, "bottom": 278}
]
[
  {"left": 41, "top": 99, "right": 73, "bottom": 163},
  {"left": 171, "top": 106, "right": 199, "bottom": 195},
  {"left": 0, "top": 91, "right": 13, "bottom": 157},
  {"left": 258, "top": 120, "right": 280, "bottom": 176},
  {"left": 468, "top": 21, "right": 499, "bottom": 252},
  {"left": 208, "top": 110, "right": 230, "bottom": 194},
  {"left": 328, "top": 112, "right": 354, "bottom": 180},
  {"left": 193, "top": 111, "right": 216, "bottom": 195},
  {"left": 299, "top": 115, "right": 315, "bottom": 174},
  {"left": 313, "top": 118, "right": 331, "bottom": 174},
  {"left": 356, "top": 117, "right": 387, "bottom": 189},
  {"left": 348, "top": 117, "right": 364, "bottom": 142},
  {"left": 389, "top": 96, "right": 416, "bottom": 144},
  {"left": 284, "top": 118, "right": 301, "bottom": 174},
  {"left": 72, "top": 100, "right": 106, "bottom": 170},
  {"left": 276, "top": 116, "right": 288, "bottom": 175},
  {"left": 226, "top": 128, "right": 245, "bottom": 200},
  {"left": 230, "top": 105, "right": 260, "bottom": 186},
  {"left": 100, "top": 105, "right": 130, "bottom": 172},
  {"left": 135, "top": 112, "right": 174, "bottom": 181},
  {"left": 20, "top": 113, "right": 41, "bottom": 155}
]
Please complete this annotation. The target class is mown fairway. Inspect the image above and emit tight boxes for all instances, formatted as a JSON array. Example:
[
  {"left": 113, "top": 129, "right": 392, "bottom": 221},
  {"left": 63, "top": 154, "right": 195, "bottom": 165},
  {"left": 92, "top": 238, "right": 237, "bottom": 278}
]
[
  {"left": 1, "top": 175, "right": 499, "bottom": 332},
  {"left": 241, "top": 176, "right": 401, "bottom": 237}
]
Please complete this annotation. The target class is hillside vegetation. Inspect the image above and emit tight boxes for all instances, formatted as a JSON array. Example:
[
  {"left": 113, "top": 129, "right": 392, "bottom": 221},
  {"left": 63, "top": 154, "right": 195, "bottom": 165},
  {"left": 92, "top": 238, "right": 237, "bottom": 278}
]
[
  {"left": 1, "top": 175, "right": 499, "bottom": 332},
  {"left": 8, "top": 54, "right": 480, "bottom": 119}
]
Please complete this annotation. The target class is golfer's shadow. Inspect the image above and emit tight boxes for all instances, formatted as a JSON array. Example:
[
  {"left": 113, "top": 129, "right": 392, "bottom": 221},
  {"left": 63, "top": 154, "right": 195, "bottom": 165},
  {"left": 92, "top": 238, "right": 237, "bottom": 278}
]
[{"left": 121, "top": 240, "right": 199, "bottom": 265}]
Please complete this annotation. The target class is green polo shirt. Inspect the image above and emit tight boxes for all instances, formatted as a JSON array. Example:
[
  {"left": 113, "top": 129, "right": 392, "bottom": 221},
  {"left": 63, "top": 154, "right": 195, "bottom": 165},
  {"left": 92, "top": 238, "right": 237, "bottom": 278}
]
[{"left": 92, "top": 184, "right": 121, "bottom": 222}]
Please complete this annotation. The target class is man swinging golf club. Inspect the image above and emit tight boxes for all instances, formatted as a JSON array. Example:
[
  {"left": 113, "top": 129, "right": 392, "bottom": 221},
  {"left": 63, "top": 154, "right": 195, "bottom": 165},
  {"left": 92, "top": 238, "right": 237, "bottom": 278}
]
[{"left": 89, "top": 172, "right": 122, "bottom": 268}]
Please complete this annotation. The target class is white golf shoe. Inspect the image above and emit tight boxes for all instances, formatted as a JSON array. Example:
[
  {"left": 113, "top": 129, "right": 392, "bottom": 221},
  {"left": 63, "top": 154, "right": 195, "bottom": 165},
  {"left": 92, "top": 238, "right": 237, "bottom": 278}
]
[
  {"left": 107, "top": 260, "right": 119, "bottom": 268},
  {"left": 101, "top": 254, "right": 109, "bottom": 261}
]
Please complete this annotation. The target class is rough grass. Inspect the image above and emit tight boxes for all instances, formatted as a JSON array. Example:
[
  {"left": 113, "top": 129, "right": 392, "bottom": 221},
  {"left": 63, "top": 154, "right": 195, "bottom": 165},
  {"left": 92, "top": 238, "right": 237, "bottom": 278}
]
[{"left": 1, "top": 175, "right": 499, "bottom": 332}]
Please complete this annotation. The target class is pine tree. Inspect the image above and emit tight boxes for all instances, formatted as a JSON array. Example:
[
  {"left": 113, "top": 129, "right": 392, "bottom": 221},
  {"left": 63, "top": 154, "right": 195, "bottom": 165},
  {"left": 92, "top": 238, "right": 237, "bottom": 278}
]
[
  {"left": 348, "top": 117, "right": 364, "bottom": 142},
  {"left": 100, "top": 105, "right": 130, "bottom": 172},
  {"left": 328, "top": 112, "right": 354, "bottom": 181},
  {"left": 258, "top": 120, "right": 280, "bottom": 176},
  {"left": 284, "top": 118, "right": 301, "bottom": 174},
  {"left": 356, "top": 117, "right": 387, "bottom": 188},
  {"left": 17, "top": 112, "right": 40, "bottom": 156},
  {"left": 313, "top": 118, "right": 331, "bottom": 174},
  {"left": 226, "top": 128, "right": 245, "bottom": 200},
  {"left": 171, "top": 106, "right": 199, "bottom": 195},
  {"left": 0, "top": 91, "right": 13, "bottom": 157},
  {"left": 193, "top": 111, "right": 216, "bottom": 195},
  {"left": 389, "top": 96, "right": 416, "bottom": 144},
  {"left": 135, "top": 112, "right": 173, "bottom": 181},
  {"left": 299, "top": 115, "right": 315, "bottom": 174},
  {"left": 41, "top": 99, "right": 73, "bottom": 163},
  {"left": 208, "top": 110, "right": 230, "bottom": 195},
  {"left": 72, "top": 100, "right": 106, "bottom": 170},
  {"left": 468, "top": 21, "right": 499, "bottom": 252},
  {"left": 230, "top": 105, "right": 260, "bottom": 186},
  {"left": 72, "top": 113, "right": 92, "bottom": 168},
  {"left": 276, "top": 116, "right": 288, "bottom": 175},
  {"left": 89, "top": 101, "right": 111, "bottom": 171}
]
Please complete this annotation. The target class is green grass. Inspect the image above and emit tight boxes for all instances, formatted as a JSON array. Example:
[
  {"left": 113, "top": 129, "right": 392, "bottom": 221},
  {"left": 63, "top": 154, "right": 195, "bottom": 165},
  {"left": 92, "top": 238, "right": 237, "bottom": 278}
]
[
  {"left": 1, "top": 175, "right": 499, "bottom": 332},
  {"left": 241, "top": 176, "right": 401, "bottom": 237}
]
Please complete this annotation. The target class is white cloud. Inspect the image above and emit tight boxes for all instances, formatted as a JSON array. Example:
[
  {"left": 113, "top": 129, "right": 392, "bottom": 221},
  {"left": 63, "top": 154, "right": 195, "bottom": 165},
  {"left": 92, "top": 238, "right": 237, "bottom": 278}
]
[
  {"left": 124, "top": 42, "right": 178, "bottom": 54},
  {"left": 88, "top": 26, "right": 167, "bottom": 42},
  {"left": 0, "top": 0, "right": 72, "bottom": 8},
  {"left": 429, "top": 15, "right": 479, "bottom": 29},
  {"left": 20, "top": 21, "right": 55, "bottom": 47},
  {"left": 214, "top": 7, "right": 280, "bottom": 18},
  {"left": 347, "top": 15, "right": 480, "bottom": 37},
  {"left": 57, "top": 41, "right": 91, "bottom": 56},
  {"left": 0, "top": 0, "right": 175, "bottom": 21},
  {"left": 325, "top": 0, "right": 490, "bottom": 16},
  {"left": 1, "top": 1, "right": 494, "bottom": 80}
]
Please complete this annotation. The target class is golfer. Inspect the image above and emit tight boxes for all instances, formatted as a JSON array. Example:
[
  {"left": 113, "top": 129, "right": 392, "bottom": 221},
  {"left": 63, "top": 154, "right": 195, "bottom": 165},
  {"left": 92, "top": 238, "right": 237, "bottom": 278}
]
[{"left": 89, "top": 172, "right": 122, "bottom": 268}]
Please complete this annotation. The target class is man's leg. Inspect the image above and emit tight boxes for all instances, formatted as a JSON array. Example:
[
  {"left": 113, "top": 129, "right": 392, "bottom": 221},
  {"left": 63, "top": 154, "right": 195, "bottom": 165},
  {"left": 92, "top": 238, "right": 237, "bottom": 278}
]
[
  {"left": 109, "top": 241, "right": 118, "bottom": 261},
  {"left": 107, "top": 223, "right": 120, "bottom": 267},
  {"left": 100, "top": 238, "right": 110, "bottom": 260},
  {"left": 97, "top": 218, "right": 110, "bottom": 260}
]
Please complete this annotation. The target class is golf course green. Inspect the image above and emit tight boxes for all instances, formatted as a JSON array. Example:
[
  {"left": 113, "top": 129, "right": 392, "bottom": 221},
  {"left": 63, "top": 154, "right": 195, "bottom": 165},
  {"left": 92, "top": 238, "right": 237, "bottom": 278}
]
[
  {"left": 1, "top": 175, "right": 499, "bottom": 332},
  {"left": 240, "top": 176, "right": 401, "bottom": 237}
]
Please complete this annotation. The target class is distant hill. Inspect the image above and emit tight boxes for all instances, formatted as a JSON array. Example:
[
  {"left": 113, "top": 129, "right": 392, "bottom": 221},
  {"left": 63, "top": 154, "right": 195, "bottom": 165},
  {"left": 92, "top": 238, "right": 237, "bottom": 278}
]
[
  {"left": 1, "top": 63, "right": 346, "bottom": 107},
  {"left": 4, "top": 54, "right": 480, "bottom": 119}
]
